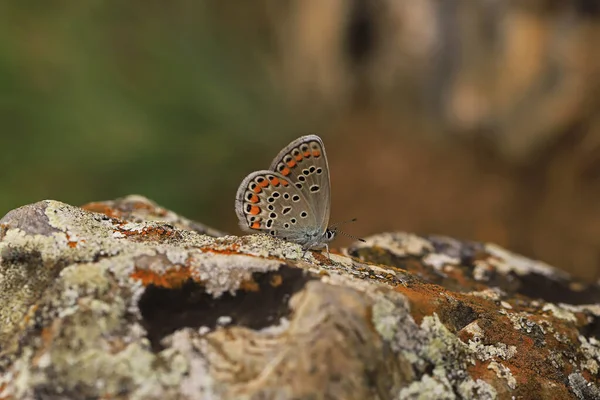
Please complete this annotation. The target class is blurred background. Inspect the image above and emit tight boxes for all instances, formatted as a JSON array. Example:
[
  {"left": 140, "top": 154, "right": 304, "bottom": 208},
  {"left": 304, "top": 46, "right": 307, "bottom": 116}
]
[{"left": 1, "top": 1, "right": 600, "bottom": 280}]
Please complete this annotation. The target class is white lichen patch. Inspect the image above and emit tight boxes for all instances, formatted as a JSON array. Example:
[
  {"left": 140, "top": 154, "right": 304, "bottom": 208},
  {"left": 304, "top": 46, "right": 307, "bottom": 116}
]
[
  {"left": 457, "top": 379, "right": 497, "bottom": 400},
  {"left": 466, "top": 288, "right": 505, "bottom": 301},
  {"left": 569, "top": 372, "right": 600, "bottom": 400},
  {"left": 222, "top": 234, "right": 303, "bottom": 260},
  {"left": 506, "top": 312, "right": 546, "bottom": 335},
  {"left": 356, "top": 232, "right": 434, "bottom": 257},
  {"left": 578, "top": 335, "right": 600, "bottom": 375},
  {"left": 423, "top": 253, "right": 460, "bottom": 271},
  {"left": 464, "top": 321, "right": 517, "bottom": 361},
  {"left": 487, "top": 361, "right": 517, "bottom": 389},
  {"left": 542, "top": 303, "right": 578, "bottom": 323},
  {"left": 472, "top": 261, "right": 492, "bottom": 282},
  {"left": 469, "top": 341, "right": 517, "bottom": 362},
  {"left": 500, "top": 301, "right": 512, "bottom": 309},
  {"left": 372, "top": 296, "right": 409, "bottom": 342},
  {"left": 162, "top": 329, "right": 215, "bottom": 400},
  {"left": 189, "top": 252, "right": 282, "bottom": 297},
  {"left": 559, "top": 303, "right": 600, "bottom": 317},
  {"left": 398, "top": 371, "right": 456, "bottom": 400},
  {"left": 485, "top": 243, "right": 570, "bottom": 279},
  {"left": 463, "top": 321, "right": 484, "bottom": 337},
  {"left": 419, "top": 314, "right": 471, "bottom": 368}
]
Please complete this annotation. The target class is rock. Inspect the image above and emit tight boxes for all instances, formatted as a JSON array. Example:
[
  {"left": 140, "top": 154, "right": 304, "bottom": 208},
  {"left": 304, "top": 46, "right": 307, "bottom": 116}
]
[{"left": 0, "top": 196, "right": 599, "bottom": 399}]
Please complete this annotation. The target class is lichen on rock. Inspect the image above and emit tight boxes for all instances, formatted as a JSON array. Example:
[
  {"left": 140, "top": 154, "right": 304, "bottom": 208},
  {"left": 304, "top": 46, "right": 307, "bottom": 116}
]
[{"left": 0, "top": 196, "right": 599, "bottom": 399}]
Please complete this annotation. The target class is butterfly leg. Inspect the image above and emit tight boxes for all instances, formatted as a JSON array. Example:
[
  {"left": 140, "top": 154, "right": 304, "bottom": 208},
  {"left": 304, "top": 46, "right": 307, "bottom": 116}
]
[{"left": 301, "top": 246, "right": 309, "bottom": 259}]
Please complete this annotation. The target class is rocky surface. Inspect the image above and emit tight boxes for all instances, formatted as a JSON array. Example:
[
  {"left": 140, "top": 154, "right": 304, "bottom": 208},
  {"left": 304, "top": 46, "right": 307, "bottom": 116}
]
[{"left": 0, "top": 196, "right": 599, "bottom": 399}]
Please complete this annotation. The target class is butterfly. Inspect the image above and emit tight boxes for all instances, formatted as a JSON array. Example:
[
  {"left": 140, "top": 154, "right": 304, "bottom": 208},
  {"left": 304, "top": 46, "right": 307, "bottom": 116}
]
[{"left": 235, "top": 135, "right": 339, "bottom": 254}]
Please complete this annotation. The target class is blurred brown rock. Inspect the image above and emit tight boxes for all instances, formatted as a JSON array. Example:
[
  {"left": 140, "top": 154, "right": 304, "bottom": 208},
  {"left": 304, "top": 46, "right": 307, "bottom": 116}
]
[{"left": 217, "top": 0, "right": 600, "bottom": 280}]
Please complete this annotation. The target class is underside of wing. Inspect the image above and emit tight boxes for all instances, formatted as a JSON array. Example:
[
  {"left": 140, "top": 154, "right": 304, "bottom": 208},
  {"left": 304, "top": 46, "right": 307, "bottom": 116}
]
[
  {"left": 235, "top": 170, "right": 320, "bottom": 240},
  {"left": 267, "top": 135, "right": 331, "bottom": 232}
]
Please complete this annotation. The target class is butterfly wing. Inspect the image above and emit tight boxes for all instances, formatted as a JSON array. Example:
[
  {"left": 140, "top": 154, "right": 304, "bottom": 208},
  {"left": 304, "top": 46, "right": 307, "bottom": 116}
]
[
  {"left": 235, "top": 170, "right": 324, "bottom": 245},
  {"left": 268, "top": 135, "right": 331, "bottom": 235}
]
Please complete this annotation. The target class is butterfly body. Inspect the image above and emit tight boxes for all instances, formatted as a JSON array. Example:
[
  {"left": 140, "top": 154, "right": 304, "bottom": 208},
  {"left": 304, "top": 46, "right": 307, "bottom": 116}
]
[{"left": 235, "top": 135, "right": 336, "bottom": 251}]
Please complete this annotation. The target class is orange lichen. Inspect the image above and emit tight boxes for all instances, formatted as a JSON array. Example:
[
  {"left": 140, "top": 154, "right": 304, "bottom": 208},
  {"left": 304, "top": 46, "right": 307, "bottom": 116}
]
[
  {"left": 130, "top": 265, "right": 193, "bottom": 288},
  {"left": 114, "top": 225, "right": 178, "bottom": 240},
  {"left": 21, "top": 304, "right": 39, "bottom": 327},
  {"left": 394, "top": 284, "right": 444, "bottom": 324},
  {"left": 239, "top": 279, "right": 260, "bottom": 292},
  {"left": 0, "top": 382, "right": 10, "bottom": 400},
  {"left": 81, "top": 202, "right": 120, "bottom": 219},
  {"left": 270, "top": 273, "right": 283, "bottom": 287},
  {"left": 65, "top": 233, "right": 78, "bottom": 248}
]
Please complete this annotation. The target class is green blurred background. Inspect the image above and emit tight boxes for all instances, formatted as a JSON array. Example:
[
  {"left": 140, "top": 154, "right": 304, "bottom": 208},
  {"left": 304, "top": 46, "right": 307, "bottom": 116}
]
[
  {"left": 0, "top": 1, "right": 306, "bottom": 228},
  {"left": 2, "top": 1, "right": 600, "bottom": 280}
]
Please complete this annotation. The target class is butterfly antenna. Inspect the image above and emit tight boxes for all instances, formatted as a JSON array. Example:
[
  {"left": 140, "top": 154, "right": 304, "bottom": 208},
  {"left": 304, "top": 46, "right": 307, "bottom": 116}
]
[
  {"left": 329, "top": 217, "right": 358, "bottom": 229},
  {"left": 337, "top": 229, "right": 366, "bottom": 243},
  {"left": 330, "top": 218, "right": 366, "bottom": 242}
]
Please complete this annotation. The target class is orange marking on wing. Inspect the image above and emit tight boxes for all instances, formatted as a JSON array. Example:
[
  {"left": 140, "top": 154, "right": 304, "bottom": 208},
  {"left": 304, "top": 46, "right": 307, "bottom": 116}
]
[
  {"left": 250, "top": 206, "right": 261, "bottom": 215},
  {"left": 295, "top": 153, "right": 303, "bottom": 161},
  {"left": 251, "top": 221, "right": 261, "bottom": 229},
  {"left": 286, "top": 159, "right": 296, "bottom": 168},
  {"left": 312, "top": 150, "right": 321, "bottom": 157},
  {"left": 253, "top": 186, "right": 262, "bottom": 194},
  {"left": 250, "top": 194, "right": 259, "bottom": 203},
  {"left": 270, "top": 177, "right": 280, "bottom": 186},
  {"left": 259, "top": 180, "right": 269, "bottom": 188},
  {"left": 303, "top": 151, "right": 311, "bottom": 157},
  {"left": 281, "top": 167, "right": 291, "bottom": 176},
  {"left": 280, "top": 179, "right": 289, "bottom": 186}
]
